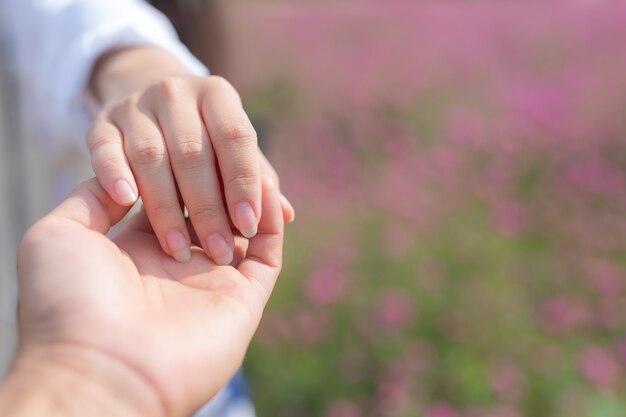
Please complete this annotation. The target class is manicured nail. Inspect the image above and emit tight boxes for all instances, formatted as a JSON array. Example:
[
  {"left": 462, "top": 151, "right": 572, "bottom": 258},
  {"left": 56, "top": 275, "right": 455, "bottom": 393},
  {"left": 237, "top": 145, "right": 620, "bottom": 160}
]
[
  {"left": 207, "top": 233, "right": 233, "bottom": 266},
  {"left": 114, "top": 179, "right": 137, "bottom": 205},
  {"left": 166, "top": 230, "right": 191, "bottom": 263},
  {"left": 235, "top": 202, "right": 258, "bottom": 238}
]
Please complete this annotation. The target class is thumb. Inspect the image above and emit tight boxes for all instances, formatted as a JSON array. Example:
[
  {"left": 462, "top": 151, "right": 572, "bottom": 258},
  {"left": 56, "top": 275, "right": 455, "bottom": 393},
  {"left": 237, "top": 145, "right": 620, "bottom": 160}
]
[
  {"left": 237, "top": 176, "right": 284, "bottom": 303},
  {"left": 47, "top": 177, "right": 133, "bottom": 234}
]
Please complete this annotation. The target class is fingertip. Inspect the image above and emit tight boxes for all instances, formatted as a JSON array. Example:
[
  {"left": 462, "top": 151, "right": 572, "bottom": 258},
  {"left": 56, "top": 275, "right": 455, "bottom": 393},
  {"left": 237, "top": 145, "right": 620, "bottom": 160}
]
[
  {"left": 207, "top": 233, "right": 234, "bottom": 266},
  {"left": 50, "top": 178, "right": 134, "bottom": 234},
  {"left": 257, "top": 175, "right": 283, "bottom": 232},
  {"left": 113, "top": 179, "right": 138, "bottom": 206},
  {"left": 166, "top": 230, "right": 191, "bottom": 263},
  {"left": 236, "top": 174, "right": 284, "bottom": 287},
  {"left": 235, "top": 201, "right": 259, "bottom": 239},
  {"left": 279, "top": 193, "right": 295, "bottom": 224}
]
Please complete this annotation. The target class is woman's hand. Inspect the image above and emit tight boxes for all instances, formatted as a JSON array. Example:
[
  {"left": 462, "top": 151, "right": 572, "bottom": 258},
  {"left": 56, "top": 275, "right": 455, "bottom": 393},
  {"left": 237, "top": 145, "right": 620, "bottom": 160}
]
[{"left": 87, "top": 46, "right": 294, "bottom": 265}]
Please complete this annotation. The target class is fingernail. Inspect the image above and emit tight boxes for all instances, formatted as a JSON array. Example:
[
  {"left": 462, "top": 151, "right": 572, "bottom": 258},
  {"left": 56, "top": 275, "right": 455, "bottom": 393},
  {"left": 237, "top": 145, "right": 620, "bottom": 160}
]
[
  {"left": 207, "top": 234, "right": 233, "bottom": 266},
  {"left": 166, "top": 230, "right": 191, "bottom": 263},
  {"left": 114, "top": 180, "right": 137, "bottom": 204},
  {"left": 235, "top": 202, "right": 258, "bottom": 238}
]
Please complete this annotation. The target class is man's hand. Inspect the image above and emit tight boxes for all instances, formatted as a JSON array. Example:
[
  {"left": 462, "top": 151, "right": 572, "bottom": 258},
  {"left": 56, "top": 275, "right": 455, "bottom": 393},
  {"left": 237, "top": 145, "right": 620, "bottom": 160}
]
[{"left": 0, "top": 176, "right": 284, "bottom": 417}]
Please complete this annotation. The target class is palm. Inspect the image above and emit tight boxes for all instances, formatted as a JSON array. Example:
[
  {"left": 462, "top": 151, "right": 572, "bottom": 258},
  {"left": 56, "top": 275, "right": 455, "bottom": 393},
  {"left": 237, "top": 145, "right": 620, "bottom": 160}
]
[{"left": 17, "top": 179, "right": 283, "bottom": 416}]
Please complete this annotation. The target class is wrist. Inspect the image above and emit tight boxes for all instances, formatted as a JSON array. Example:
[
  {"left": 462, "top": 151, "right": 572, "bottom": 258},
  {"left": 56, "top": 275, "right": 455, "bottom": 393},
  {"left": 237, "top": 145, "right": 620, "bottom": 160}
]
[
  {"left": 0, "top": 343, "right": 165, "bottom": 417},
  {"left": 89, "top": 46, "right": 192, "bottom": 108}
]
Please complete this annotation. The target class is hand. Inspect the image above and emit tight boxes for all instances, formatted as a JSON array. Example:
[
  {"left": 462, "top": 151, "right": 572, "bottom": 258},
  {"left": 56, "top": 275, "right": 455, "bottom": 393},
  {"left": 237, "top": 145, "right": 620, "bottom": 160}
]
[
  {"left": 86, "top": 47, "right": 294, "bottom": 266},
  {"left": 4, "top": 176, "right": 284, "bottom": 417}
]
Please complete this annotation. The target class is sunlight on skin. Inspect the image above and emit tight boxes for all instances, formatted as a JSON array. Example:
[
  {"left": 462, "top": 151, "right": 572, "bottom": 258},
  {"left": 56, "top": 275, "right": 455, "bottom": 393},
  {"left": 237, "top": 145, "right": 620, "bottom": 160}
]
[{"left": 0, "top": 176, "right": 283, "bottom": 417}]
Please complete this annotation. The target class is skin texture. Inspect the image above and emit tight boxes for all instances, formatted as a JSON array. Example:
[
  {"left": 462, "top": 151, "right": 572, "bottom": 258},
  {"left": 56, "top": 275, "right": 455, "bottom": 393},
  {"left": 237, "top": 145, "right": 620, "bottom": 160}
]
[
  {"left": 0, "top": 176, "right": 284, "bottom": 417},
  {"left": 87, "top": 46, "right": 294, "bottom": 265}
]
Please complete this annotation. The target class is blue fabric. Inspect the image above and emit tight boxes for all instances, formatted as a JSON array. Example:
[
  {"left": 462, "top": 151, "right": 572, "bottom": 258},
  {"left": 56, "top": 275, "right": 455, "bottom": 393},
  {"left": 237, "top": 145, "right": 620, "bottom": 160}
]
[{"left": 193, "top": 369, "right": 256, "bottom": 417}]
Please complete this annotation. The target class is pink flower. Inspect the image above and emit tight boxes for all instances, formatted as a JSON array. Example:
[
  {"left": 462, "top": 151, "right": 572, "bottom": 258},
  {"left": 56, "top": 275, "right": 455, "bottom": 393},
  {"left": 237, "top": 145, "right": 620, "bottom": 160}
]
[
  {"left": 304, "top": 264, "right": 347, "bottom": 305},
  {"left": 508, "top": 86, "right": 568, "bottom": 129},
  {"left": 445, "top": 106, "right": 484, "bottom": 146},
  {"left": 580, "top": 346, "right": 622, "bottom": 387},
  {"left": 489, "top": 362, "right": 525, "bottom": 403},
  {"left": 493, "top": 202, "right": 527, "bottom": 236},
  {"left": 586, "top": 260, "right": 624, "bottom": 296},
  {"left": 294, "top": 311, "right": 332, "bottom": 346},
  {"left": 535, "top": 297, "right": 590, "bottom": 334},
  {"left": 376, "top": 375, "right": 415, "bottom": 416},
  {"left": 564, "top": 156, "right": 625, "bottom": 197},
  {"left": 376, "top": 289, "right": 416, "bottom": 331}
]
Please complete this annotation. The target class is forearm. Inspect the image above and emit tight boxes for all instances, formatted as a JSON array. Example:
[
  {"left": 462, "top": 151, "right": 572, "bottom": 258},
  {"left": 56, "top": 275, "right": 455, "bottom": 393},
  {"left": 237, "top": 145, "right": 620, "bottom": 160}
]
[
  {"left": 89, "top": 46, "right": 194, "bottom": 107},
  {"left": 0, "top": 345, "right": 163, "bottom": 417}
]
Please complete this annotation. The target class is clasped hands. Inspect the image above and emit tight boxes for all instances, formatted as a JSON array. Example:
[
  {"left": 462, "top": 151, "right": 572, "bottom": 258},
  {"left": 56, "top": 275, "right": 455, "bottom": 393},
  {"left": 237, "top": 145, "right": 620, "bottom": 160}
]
[{"left": 0, "top": 46, "right": 291, "bottom": 417}]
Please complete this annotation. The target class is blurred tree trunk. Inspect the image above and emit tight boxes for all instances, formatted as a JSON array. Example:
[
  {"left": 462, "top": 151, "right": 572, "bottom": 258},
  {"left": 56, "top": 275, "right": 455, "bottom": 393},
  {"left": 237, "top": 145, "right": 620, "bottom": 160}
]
[{"left": 149, "top": 0, "right": 230, "bottom": 76}]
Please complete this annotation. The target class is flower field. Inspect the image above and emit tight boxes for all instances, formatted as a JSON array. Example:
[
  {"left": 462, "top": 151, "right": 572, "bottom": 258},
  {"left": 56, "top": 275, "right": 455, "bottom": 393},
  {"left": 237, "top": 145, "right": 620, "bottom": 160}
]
[{"left": 227, "top": 2, "right": 626, "bottom": 416}]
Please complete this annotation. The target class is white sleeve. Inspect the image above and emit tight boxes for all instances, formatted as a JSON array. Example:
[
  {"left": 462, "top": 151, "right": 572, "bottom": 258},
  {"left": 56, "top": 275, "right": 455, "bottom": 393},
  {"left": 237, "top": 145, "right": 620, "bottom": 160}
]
[{"left": 0, "top": 0, "right": 209, "bottom": 150}]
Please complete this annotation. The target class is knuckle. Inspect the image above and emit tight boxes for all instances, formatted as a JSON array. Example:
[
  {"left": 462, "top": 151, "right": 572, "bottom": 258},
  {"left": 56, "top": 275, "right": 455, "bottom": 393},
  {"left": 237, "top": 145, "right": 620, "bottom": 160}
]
[
  {"left": 93, "top": 155, "right": 121, "bottom": 174},
  {"left": 130, "top": 141, "right": 167, "bottom": 167},
  {"left": 124, "top": 93, "right": 142, "bottom": 108},
  {"left": 171, "top": 134, "right": 205, "bottom": 162},
  {"left": 151, "top": 201, "right": 182, "bottom": 219},
  {"left": 109, "top": 97, "right": 139, "bottom": 119},
  {"left": 205, "top": 76, "right": 241, "bottom": 101},
  {"left": 86, "top": 134, "right": 112, "bottom": 152},
  {"left": 207, "top": 75, "right": 231, "bottom": 90},
  {"left": 217, "top": 123, "right": 257, "bottom": 143},
  {"left": 157, "top": 77, "right": 186, "bottom": 101},
  {"left": 189, "top": 202, "right": 223, "bottom": 222},
  {"left": 226, "top": 167, "right": 259, "bottom": 191}
]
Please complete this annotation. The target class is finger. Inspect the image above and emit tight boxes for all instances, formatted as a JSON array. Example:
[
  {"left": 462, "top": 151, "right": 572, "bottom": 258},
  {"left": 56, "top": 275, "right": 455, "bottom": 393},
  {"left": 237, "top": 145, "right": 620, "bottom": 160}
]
[
  {"left": 49, "top": 178, "right": 132, "bottom": 233},
  {"left": 153, "top": 88, "right": 234, "bottom": 266},
  {"left": 232, "top": 235, "right": 249, "bottom": 268},
  {"left": 258, "top": 149, "right": 295, "bottom": 223},
  {"left": 86, "top": 118, "right": 138, "bottom": 206},
  {"left": 115, "top": 106, "right": 191, "bottom": 263},
  {"left": 280, "top": 194, "right": 296, "bottom": 224},
  {"left": 186, "top": 218, "right": 202, "bottom": 248},
  {"left": 200, "top": 77, "right": 261, "bottom": 239},
  {"left": 238, "top": 176, "right": 284, "bottom": 303}
]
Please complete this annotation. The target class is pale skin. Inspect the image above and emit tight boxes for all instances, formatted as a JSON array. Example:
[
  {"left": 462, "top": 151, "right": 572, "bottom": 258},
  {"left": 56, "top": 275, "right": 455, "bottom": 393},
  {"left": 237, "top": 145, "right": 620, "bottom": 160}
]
[
  {"left": 87, "top": 46, "right": 294, "bottom": 266},
  {"left": 0, "top": 176, "right": 284, "bottom": 417}
]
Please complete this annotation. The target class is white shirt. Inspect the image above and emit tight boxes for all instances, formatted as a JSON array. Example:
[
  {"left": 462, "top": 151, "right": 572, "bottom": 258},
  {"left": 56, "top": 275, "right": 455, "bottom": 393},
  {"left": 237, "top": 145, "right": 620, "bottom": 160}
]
[
  {"left": 0, "top": 0, "right": 208, "bottom": 150},
  {"left": 0, "top": 3, "right": 255, "bottom": 416}
]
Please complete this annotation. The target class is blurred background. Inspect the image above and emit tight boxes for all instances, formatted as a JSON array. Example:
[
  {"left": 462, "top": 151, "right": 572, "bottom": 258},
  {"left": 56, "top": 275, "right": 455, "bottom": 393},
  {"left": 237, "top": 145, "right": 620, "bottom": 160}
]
[{"left": 4, "top": 1, "right": 626, "bottom": 416}]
